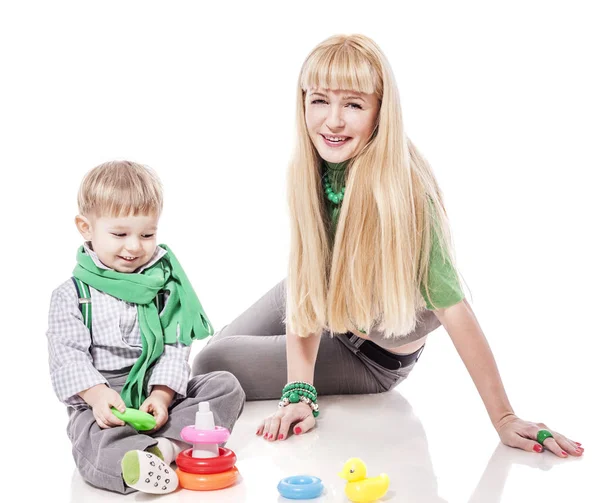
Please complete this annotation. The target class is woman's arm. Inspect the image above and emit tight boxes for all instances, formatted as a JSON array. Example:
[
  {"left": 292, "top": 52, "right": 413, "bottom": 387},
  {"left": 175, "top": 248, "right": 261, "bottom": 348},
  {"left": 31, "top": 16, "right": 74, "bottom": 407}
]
[
  {"left": 433, "top": 299, "right": 515, "bottom": 428},
  {"left": 286, "top": 327, "right": 321, "bottom": 383},
  {"left": 434, "top": 299, "right": 583, "bottom": 457},
  {"left": 257, "top": 329, "right": 321, "bottom": 441}
]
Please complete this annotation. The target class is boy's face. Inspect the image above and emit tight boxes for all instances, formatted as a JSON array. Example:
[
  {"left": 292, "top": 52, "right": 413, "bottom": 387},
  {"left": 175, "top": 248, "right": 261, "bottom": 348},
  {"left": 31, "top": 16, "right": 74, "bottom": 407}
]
[{"left": 75, "top": 213, "right": 159, "bottom": 273}]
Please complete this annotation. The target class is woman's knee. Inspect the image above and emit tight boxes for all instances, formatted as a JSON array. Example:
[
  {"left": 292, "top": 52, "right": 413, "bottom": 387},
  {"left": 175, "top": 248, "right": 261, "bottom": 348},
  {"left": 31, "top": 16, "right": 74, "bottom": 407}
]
[
  {"left": 192, "top": 339, "right": 236, "bottom": 376},
  {"left": 187, "top": 370, "right": 246, "bottom": 415}
]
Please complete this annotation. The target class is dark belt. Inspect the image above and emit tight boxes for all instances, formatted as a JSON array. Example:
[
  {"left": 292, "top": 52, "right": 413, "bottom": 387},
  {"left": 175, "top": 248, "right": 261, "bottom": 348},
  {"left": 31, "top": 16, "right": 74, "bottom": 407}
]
[{"left": 345, "top": 333, "right": 424, "bottom": 370}]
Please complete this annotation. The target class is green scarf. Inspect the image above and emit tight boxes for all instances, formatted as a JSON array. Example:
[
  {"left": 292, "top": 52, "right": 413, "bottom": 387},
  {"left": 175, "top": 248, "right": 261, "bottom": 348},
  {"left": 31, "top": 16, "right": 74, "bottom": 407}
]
[{"left": 73, "top": 244, "right": 213, "bottom": 408}]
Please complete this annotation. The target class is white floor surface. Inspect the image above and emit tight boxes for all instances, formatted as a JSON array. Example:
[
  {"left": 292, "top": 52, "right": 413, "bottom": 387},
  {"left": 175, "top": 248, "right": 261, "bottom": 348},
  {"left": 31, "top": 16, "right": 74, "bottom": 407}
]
[{"left": 31, "top": 330, "right": 597, "bottom": 503}]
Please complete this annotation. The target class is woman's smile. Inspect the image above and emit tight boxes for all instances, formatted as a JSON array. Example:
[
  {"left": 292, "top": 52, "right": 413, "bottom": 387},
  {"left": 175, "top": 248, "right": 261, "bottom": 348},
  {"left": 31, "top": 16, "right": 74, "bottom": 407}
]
[{"left": 321, "top": 134, "right": 352, "bottom": 148}]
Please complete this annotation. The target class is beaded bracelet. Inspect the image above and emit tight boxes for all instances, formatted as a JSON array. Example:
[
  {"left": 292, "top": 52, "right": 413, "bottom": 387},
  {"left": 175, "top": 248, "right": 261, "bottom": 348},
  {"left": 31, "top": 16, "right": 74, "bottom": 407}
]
[
  {"left": 279, "top": 395, "right": 320, "bottom": 417},
  {"left": 279, "top": 381, "right": 320, "bottom": 417},
  {"left": 282, "top": 381, "right": 317, "bottom": 395},
  {"left": 282, "top": 388, "right": 317, "bottom": 402},
  {"left": 281, "top": 383, "right": 318, "bottom": 403}
]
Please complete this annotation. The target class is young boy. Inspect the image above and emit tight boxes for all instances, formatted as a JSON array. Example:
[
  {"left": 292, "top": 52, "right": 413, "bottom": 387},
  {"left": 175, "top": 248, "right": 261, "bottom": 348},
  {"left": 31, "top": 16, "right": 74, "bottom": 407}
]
[{"left": 46, "top": 160, "right": 245, "bottom": 494}]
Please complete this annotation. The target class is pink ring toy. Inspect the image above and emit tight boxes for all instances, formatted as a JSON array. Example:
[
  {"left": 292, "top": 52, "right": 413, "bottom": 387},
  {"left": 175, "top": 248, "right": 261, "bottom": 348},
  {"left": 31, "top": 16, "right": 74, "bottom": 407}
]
[{"left": 181, "top": 425, "right": 230, "bottom": 444}]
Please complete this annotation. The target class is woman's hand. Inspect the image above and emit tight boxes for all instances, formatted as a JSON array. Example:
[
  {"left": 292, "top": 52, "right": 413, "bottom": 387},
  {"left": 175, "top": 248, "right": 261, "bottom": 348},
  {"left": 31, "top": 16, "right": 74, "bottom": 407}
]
[
  {"left": 495, "top": 414, "right": 584, "bottom": 457},
  {"left": 256, "top": 403, "right": 315, "bottom": 441}
]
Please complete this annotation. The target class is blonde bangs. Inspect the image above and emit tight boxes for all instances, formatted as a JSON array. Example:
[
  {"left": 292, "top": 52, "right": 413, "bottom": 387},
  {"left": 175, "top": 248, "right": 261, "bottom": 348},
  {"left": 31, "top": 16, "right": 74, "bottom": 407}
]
[
  {"left": 87, "top": 184, "right": 161, "bottom": 218},
  {"left": 300, "top": 37, "right": 381, "bottom": 96}
]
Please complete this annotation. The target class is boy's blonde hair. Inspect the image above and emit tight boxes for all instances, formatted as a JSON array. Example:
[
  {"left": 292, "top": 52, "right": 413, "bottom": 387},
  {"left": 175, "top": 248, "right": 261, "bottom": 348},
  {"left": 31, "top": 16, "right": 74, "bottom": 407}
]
[
  {"left": 77, "top": 160, "right": 163, "bottom": 217},
  {"left": 287, "top": 34, "right": 457, "bottom": 338}
]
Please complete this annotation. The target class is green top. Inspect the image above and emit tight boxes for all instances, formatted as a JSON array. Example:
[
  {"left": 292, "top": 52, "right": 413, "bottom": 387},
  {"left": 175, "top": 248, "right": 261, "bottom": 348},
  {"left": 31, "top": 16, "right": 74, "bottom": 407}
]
[{"left": 323, "top": 161, "right": 464, "bottom": 310}]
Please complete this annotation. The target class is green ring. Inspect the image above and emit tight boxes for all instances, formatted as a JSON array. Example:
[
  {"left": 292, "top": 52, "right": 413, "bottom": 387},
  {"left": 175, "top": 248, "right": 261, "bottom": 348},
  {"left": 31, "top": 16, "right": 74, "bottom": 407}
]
[{"left": 536, "top": 429, "right": 553, "bottom": 444}]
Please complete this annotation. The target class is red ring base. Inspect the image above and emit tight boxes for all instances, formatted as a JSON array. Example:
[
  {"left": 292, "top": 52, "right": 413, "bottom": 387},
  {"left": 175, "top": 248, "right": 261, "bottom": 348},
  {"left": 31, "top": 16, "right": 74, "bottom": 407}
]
[{"left": 176, "top": 447, "right": 237, "bottom": 474}]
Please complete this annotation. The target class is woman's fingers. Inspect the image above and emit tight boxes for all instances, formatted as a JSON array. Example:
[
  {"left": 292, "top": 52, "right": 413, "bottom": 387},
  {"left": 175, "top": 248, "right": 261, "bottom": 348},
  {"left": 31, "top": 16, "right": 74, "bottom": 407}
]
[
  {"left": 291, "top": 413, "right": 316, "bottom": 436},
  {"left": 545, "top": 432, "right": 584, "bottom": 457},
  {"left": 259, "top": 416, "right": 274, "bottom": 439},
  {"left": 539, "top": 436, "right": 568, "bottom": 457},
  {"left": 265, "top": 415, "right": 281, "bottom": 441},
  {"left": 256, "top": 404, "right": 316, "bottom": 441},
  {"left": 278, "top": 410, "right": 298, "bottom": 440},
  {"left": 508, "top": 432, "right": 543, "bottom": 453},
  {"left": 278, "top": 403, "right": 315, "bottom": 439},
  {"left": 528, "top": 424, "right": 584, "bottom": 457}
]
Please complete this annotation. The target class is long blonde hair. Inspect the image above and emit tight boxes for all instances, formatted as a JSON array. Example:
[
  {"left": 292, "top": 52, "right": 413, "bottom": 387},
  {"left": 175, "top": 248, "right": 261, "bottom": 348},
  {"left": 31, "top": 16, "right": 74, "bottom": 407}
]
[{"left": 287, "top": 34, "right": 456, "bottom": 338}]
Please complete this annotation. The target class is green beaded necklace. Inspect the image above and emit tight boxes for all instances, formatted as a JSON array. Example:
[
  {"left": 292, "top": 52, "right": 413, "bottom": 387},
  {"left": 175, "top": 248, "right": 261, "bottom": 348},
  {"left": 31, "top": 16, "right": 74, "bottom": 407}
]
[
  {"left": 323, "top": 160, "right": 349, "bottom": 238},
  {"left": 323, "top": 171, "right": 346, "bottom": 204}
]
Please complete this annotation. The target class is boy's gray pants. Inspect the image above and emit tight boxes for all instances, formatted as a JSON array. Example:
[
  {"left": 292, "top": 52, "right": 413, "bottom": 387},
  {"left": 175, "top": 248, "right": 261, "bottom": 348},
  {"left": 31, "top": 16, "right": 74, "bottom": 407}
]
[
  {"left": 67, "top": 371, "right": 245, "bottom": 494},
  {"left": 192, "top": 280, "right": 441, "bottom": 400}
]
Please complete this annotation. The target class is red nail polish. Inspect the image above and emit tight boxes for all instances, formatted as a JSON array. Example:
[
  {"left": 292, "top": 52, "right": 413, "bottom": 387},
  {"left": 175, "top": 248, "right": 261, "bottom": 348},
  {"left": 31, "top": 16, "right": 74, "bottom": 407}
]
[
  {"left": 269, "top": 434, "right": 274, "bottom": 440},
  {"left": 561, "top": 451, "right": 568, "bottom": 456},
  {"left": 278, "top": 434, "right": 284, "bottom": 440},
  {"left": 294, "top": 426, "right": 302, "bottom": 435},
  {"left": 263, "top": 433, "right": 268, "bottom": 438},
  {"left": 256, "top": 429, "right": 261, "bottom": 435},
  {"left": 533, "top": 444, "right": 543, "bottom": 453},
  {"left": 575, "top": 442, "right": 582, "bottom": 446}
]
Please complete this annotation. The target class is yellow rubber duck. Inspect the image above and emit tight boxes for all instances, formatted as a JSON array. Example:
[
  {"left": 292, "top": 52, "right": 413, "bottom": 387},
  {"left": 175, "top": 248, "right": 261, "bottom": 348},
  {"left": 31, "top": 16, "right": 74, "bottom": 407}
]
[{"left": 337, "top": 457, "right": 390, "bottom": 503}]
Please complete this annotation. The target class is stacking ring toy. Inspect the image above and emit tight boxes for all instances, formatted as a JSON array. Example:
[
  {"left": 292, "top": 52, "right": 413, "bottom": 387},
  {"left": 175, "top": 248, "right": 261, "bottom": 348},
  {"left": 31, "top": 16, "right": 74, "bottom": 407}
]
[
  {"left": 176, "top": 447, "right": 237, "bottom": 474},
  {"left": 181, "top": 425, "right": 230, "bottom": 444},
  {"left": 111, "top": 407, "right": 156, "bottom": 431},
  {"left": 176, "top": 466, "right": 239, "bottom": 491},
  {"left": 277, "top": 475, "right": 324, "bottom": 500}
]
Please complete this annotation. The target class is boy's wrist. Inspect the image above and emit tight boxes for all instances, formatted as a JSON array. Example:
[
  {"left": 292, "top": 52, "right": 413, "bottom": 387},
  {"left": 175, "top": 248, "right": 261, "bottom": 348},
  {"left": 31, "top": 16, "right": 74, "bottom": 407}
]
[
  {"left": 78, "top": 383, "right": 109, "bottom": 406},
  {"left": 150, "top": 385, "right": 176, "bottom": 404}
]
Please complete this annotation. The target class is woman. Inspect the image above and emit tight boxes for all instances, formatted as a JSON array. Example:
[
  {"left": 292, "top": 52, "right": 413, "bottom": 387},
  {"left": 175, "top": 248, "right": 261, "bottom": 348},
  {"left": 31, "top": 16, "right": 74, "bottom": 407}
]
[{"left": 193, "top": 34, "right": 581, "bottom": 458}]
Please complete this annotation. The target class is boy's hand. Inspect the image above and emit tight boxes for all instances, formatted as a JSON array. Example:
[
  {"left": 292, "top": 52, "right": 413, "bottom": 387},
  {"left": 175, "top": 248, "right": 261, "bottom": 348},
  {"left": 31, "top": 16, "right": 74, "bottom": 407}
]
[
  {"left": 140, "top": 385, "right": 175, "bottom": 431},
  {"left": 79, "top": 384, "right": 127, "bottom": 429}
]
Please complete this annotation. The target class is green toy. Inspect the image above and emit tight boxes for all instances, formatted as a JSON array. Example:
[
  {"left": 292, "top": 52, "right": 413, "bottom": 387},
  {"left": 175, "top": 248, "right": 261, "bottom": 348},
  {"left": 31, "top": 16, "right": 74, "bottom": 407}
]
[{"left": 112, "top": 407, "right": 156, "bottom": 431}]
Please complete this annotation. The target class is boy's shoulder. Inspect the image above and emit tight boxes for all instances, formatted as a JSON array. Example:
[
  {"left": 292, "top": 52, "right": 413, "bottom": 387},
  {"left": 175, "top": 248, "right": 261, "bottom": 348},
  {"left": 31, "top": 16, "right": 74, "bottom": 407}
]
[{"left": 50, "top": 277, "right": 79, "bottom": 304}]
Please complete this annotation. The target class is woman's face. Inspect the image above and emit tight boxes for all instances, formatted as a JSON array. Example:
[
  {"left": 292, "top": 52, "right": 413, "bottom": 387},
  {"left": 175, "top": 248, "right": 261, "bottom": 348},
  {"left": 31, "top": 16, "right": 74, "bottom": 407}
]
[{"left": 305, "top": 88, "right": 379, "bottom": 164}]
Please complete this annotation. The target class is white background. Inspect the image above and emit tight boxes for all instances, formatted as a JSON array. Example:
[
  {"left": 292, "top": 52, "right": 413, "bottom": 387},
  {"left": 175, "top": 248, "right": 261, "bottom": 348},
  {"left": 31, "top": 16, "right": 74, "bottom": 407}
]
[{"left": 0, "top": 1, "right": 598, "bottom": 501}]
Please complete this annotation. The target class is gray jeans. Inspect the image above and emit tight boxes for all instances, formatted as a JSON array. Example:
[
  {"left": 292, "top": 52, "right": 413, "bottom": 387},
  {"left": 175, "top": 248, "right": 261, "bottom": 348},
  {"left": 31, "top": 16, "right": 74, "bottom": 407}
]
[
  {"left": 67, "top": 371, "right": 245, "bottom": 494},
  {"left": 192, "top": 280, "right": 439, "bottom": 400}
]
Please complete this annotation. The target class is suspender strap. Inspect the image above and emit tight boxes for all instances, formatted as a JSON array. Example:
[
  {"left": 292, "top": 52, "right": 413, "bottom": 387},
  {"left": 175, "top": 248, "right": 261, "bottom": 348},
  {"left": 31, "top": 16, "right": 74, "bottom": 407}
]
[
  {"left": 70, "top": 278, "right": 165, "bottom": 336},
  {"left": 155, "top": 291, "right": 166, "bottom": 313},
  {"left": 71, "top": 277, "right": 93, "bottom": 335}
]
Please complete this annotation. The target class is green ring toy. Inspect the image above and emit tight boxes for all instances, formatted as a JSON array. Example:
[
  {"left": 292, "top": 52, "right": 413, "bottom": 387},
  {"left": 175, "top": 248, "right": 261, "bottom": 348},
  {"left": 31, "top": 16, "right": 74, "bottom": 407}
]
[
  {"left": 536, "top": 429, "right": 553, "bottom": 444},
  {"left": 111, "top": 407, "right": 156, "bottom": 431}
]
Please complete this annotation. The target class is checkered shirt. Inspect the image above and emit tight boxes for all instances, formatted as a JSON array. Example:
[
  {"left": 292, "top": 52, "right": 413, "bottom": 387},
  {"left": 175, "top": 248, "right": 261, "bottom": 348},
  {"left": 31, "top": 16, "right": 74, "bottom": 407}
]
[{"left": 46, "top": 243, "right": 192, "bottom": 408}]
